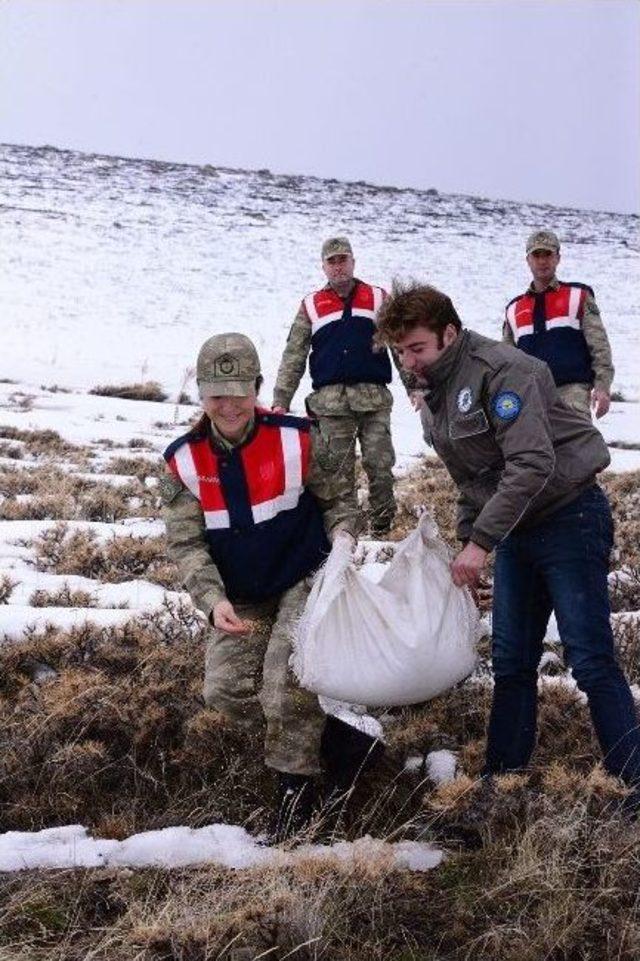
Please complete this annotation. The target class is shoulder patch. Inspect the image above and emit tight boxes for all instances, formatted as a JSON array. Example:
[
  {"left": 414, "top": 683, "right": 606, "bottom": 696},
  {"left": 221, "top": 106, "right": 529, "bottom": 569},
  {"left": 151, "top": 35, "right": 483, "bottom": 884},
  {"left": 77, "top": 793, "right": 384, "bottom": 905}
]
[
  {"left": 492, "top": 390, "right": 522, "bottom": 422},
  {"left": 159, "top": 470, "right": 185, "bottom": 505}
]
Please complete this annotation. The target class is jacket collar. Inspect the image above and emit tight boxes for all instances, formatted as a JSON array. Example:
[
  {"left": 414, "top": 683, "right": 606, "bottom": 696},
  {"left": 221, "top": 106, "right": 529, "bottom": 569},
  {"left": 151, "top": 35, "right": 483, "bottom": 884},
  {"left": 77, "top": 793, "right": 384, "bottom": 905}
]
[
  {"left": 424, "top": 329, "right": 468, "bottom": 389},
  {"left": 527, "top": 275, "right": 560, "bottom": 295},
  {"left": 324, "top": 278, "right": 360, "bottom": 300},
  {"left": 209, "top": 415, "right": 256, "bottom": 453},
  {"left": 423, "top": 330, "right": 470, "bottom": 411}
]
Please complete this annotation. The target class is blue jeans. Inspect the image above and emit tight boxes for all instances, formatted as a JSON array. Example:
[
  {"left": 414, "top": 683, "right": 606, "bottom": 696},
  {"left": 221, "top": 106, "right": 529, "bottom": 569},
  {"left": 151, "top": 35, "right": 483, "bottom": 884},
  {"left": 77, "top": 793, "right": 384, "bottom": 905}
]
[{"left": 486, "top": 484, "right": 640, "bottom": 785}]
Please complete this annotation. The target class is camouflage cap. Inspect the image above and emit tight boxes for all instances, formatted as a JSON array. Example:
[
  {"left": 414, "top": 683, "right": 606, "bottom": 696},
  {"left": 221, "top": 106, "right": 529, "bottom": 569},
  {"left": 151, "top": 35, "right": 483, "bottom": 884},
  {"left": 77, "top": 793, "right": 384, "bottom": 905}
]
[
  {"left": 526, "top": 229, "right": 560, "bottom": 254},
  {"left": 196, "top": 333, "right": 261, "bottom": 398},
  {"left": 321, "top": 236, "right": 353, "bottom": 259}
]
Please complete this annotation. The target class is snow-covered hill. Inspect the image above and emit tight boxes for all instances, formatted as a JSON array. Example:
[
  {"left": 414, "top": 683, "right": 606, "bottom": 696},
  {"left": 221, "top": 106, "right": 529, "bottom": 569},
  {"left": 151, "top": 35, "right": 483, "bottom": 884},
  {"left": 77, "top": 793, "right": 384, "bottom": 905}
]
[{"left": 2, "top": 142, "right": 639, "bottom": 401}]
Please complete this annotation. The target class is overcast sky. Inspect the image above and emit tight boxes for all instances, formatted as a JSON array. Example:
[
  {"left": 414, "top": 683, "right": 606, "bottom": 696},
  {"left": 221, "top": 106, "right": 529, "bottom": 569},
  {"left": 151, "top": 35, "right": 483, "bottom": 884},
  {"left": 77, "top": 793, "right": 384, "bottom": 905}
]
[{"left": 1, "top": 0, "right": 638, "bottom": 214}]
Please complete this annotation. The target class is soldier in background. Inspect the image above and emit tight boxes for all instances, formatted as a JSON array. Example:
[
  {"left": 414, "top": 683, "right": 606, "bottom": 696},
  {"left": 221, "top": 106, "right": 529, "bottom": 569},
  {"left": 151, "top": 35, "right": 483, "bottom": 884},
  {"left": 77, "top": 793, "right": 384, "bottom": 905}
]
[
  {"left": 161, "top": 333, "right": 381, "bottom": 842},
  {"left": 503, "top": 229, "right": 614, "bottom": 420},
  {"left": 272, "top": 237, "right": 396, "bottom": 537}
]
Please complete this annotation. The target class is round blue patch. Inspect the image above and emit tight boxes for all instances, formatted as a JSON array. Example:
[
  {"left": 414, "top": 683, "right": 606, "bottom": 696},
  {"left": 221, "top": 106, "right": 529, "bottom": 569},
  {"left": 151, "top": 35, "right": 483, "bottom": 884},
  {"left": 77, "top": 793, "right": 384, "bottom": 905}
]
[{"left": 492, "top": 390, "right": 522, "bottom": 421}]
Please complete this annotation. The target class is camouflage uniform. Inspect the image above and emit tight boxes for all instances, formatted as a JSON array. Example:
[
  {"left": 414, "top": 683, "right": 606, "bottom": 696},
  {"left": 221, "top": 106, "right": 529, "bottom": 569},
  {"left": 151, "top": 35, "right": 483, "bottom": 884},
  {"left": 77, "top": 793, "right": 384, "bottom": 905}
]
[
  {"left": 162, "top": 383, "right": 357, "bottom": 776},
  {"left": 503, "top": 230, "right": 614, "bottom": 420},
  {"left": 273, "top": 239, "right": 397, "bottom": 535}
]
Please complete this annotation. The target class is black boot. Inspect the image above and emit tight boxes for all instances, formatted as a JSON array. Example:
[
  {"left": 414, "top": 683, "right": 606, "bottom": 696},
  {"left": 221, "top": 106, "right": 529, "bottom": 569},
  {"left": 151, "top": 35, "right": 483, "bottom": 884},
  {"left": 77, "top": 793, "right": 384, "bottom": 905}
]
[
  {"left": 321, "top": 715, "right": 385, "bottom": 797},
  {"left": 271, "top": 772, "right": 316, "bottom": 843}
]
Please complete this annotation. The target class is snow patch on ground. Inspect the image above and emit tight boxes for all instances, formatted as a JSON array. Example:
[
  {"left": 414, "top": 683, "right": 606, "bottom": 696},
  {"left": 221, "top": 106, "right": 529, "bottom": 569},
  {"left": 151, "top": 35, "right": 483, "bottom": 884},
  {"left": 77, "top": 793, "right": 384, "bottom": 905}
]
[
  {"left": 425, "top": 750, "right": 458, "bottom": 785},
  {"left": 0, "top": 823, "right": 443, "bottom": 873}
]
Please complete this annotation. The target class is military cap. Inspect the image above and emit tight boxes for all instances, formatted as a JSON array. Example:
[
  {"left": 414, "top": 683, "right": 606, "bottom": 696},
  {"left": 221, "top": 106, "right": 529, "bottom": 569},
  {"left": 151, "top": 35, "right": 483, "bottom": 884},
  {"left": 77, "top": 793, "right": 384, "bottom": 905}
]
[
  {"left": 321, "top": 236, "right": 353, "bottom": 259},
  {"left": 196, "top": 333, "right": 261, "bottom": 398},
  {"left": 526, "top": 229, "right": 560, "bottom": 254}
]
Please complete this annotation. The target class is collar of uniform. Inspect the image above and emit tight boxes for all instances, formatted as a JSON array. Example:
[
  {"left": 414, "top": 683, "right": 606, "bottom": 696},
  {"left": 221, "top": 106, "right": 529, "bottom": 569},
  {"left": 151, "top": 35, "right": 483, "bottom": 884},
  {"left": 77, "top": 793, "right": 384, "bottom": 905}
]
[
  {"left": 527, "top": 276, "right": 560, "bottom": 295},
  {"left": 424, "top": 328, "right": 469, "bottom": 394},
  {"left": 325, "top": 278, "right": 359, "bottom": 300},
  {"left": 209, "top": 415, "right": 256, "bottom": 452}
]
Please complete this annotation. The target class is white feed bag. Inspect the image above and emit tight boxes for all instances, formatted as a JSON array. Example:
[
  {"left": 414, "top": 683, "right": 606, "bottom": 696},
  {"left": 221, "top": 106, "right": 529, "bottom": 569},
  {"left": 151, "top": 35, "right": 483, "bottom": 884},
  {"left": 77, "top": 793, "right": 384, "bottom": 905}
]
[{"left": 292, "top": 513, "right": 479, "bottom": 706}]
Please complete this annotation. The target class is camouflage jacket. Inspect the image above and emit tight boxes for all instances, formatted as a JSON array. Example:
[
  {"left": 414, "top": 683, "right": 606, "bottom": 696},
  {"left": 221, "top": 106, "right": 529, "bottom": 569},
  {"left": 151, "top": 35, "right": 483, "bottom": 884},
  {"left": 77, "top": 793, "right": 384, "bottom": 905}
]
[
  {"left": 161, "top": 414, "right": 359, "bottom": 619},
  {"left": 420, "top": 330, "right": 610, "bottom": 551},
  {"left": 502, "top": 277, "right": 614, "bottom": 392}
]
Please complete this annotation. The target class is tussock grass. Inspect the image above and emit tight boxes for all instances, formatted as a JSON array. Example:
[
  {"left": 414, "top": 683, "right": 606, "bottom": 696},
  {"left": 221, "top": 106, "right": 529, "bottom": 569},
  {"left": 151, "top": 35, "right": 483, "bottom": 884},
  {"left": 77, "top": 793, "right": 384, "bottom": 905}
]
[
  {"left": 0, "top": 574, "right": 17, "bottom": 604},
  {"left": 0, "top": 440, "right": 24, "bottom": 459},
  {"left": 393, "top": 455, "right": 458, "bottom": 545},
  {"left": 602, "top": 470, "right": 640, "bottom": 569},
  {"left": 29, "top": 586, "right": 98, "bottom": 608},
  {"left": 0, "top": 466, "right": 160, "bottom": 521},
  {"left": 2, "top": 459, "right": 640, "bottom": 959},
  {"left": 89, "top": 381, "right": 168, "bottom": 402},
  {"left": 0, "top": 426, "right": 87, "bottom": 461},
  {"left": 103, "top": 455, "right": 159, "bottom": 479},
  {"left": 0, "top": 601, "right": 258, "bottom": 836},
  {"left": 31, "top": 524, "right": 178, "bottom": 587}
]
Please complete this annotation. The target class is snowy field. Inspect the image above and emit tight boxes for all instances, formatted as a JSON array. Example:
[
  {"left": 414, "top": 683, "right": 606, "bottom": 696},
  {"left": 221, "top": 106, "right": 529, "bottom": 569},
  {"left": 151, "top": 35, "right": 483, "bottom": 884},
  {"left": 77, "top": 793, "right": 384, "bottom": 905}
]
[{"left": 1, "top": 143, "right": 639, "bottom": 876}]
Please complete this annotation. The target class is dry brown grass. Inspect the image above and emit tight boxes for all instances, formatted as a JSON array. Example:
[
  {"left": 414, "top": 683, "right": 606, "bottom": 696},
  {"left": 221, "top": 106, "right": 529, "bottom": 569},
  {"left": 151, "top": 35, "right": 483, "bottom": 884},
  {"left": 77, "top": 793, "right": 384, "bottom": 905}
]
[
  {"left": 29, "top": 586, "right": 98, "bottom": 608},
  {"left": 29, "top": 524, "right": 178, "bottom": 587},
  {"left": 393, "top": 455, "right": 458, "bottom": 544},
  {"left": 0, "top": 574, "right": 17, "bottom": 604},
  {"left": 104, "top": 454, "right": 160, "bottom": 480},
  {"left": 0, "top": 426, "right": 88, "bottom": 461},
  {"left": 2, "top": 459, "right": 640, "bottom": 959},
  {"left": 0, "top": 465, "right": 160, "bottom": 521},
  {"left": 0, "top": 601, "right": 259, "bottom": 837},
  {"left": 89, "top": 381, "right": 168, "bottom": 402},
  {"left": 0, "top": 439, "right": 24, "bottom": 458},
  {"left": 602, "top": 470, "right": 640, "bottom": 569}
]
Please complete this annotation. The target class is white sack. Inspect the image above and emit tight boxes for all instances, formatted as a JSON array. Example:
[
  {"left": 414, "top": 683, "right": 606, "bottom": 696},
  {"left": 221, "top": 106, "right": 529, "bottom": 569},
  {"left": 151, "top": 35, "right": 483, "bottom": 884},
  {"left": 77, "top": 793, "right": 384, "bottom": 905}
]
[{"left": 292, "top": 513, "right": 479, "bottom": 706}]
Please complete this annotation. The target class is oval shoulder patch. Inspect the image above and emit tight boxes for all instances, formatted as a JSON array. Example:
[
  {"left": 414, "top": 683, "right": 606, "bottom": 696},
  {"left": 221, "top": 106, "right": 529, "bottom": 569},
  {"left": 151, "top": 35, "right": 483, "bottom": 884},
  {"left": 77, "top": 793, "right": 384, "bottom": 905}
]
[{"left": 492, "top": 390, "right": 522, "bottom": 421}]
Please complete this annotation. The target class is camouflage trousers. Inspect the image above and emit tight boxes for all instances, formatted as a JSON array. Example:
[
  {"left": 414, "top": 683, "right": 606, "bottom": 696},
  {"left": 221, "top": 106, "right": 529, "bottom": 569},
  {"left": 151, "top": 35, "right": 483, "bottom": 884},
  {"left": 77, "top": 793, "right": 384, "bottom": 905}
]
[
  {"left": 557, "top": 382, "right": 592, "bottom": 421},
  {"left": 317, "top": 409, "right": 396, "bottom": 533},
  {"left": 203, "top": 579, "right": 325, "bottom": 776}
]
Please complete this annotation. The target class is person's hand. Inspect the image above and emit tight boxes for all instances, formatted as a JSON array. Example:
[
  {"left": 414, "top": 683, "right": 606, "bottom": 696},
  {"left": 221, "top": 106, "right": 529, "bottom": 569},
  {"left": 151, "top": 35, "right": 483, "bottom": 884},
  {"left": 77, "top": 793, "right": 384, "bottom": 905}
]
[
  {"left": 451, "top": 542, "right": 489, "bottom": 588},
  {"left": 591, "top": 388, "right": 610, "bottom": 419},
  {"left": 410, "top": 390, "right": 425, "bottom": 412},
  {"left": 332, "top": 529, "right": 356, "bottom": 552},
  {"left": 272, "top": 405, "right": 288, "bottom": 415},
  {"left": 212, "top": 600, "right": 251, "bottom": 634}
]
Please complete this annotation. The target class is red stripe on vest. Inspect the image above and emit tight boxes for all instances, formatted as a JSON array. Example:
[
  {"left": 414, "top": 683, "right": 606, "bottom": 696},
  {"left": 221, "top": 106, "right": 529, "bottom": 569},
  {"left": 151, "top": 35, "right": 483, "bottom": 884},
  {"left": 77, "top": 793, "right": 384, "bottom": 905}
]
[
  {"left": 170, "top": 413, "right": 312, "bottom": 517},
  {"left": 299, "top": 428, "right": 310, "bottom": 479},
  {"left": 512, "top": 285, "right": 585, "bottom": 331},
  {"left": 190, "top": 439, "right": 227, "bottom": 511},
  {"left": 240, "top": 423, "right": 286, "bottom": 505},
  {"left": 307, "top": 282, "right": 379, "bottom": 319}
]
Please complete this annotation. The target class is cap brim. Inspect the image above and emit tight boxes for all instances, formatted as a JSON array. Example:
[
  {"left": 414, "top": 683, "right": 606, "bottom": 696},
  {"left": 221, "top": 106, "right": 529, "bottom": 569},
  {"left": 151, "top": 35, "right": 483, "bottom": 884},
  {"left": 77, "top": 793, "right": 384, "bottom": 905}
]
[
  {"left": 199, "top": 380, "right": 254, "bottom": 398},
  {"left": 527, "top": 245, "right": 558, "bottom": 254}
]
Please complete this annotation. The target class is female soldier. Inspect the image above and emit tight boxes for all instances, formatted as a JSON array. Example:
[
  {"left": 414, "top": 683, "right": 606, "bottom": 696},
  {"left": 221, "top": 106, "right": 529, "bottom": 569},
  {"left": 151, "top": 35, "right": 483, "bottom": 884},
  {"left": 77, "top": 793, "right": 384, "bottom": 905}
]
[{"left": 161, "top": 332, "right": 378, "bottom": 840}]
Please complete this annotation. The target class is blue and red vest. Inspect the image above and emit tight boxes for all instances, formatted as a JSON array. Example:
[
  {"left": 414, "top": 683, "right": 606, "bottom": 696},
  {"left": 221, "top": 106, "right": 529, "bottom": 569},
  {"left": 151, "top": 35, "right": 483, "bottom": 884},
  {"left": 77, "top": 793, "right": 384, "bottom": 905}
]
[
  {"left": 163, "top": 409, "right": 330, "bottom": 604},
  {"left": 505, "top": 281, "right": 594, "bottom": 386},
  {"left": 303, "top": 280, "right": 392, "bottom": 389}
]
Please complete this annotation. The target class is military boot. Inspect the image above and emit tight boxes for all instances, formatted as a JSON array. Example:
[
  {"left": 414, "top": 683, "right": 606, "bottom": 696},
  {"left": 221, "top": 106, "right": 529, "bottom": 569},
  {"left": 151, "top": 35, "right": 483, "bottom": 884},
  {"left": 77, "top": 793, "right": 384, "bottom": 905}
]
[
  {"left": 271, "top": 772, "right": 316, "bottom": 844},
  {"left": 322, "top": 715, "right": 385, "bottom": 797}
]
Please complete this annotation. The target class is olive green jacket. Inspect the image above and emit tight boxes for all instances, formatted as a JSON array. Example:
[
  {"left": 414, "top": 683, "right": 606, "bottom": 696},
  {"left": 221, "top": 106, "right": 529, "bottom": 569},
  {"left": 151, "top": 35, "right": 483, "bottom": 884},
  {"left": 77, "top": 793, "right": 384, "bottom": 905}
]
[{"left": 420, "top": 330, "right": 610, "bottom": 551}]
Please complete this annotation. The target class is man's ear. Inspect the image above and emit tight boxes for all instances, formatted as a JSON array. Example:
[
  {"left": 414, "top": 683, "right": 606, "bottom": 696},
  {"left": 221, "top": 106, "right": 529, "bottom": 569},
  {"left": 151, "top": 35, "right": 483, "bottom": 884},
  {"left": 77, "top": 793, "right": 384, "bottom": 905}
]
[{"left": 443, "top": 324, "right": 458, "bottom": 348}]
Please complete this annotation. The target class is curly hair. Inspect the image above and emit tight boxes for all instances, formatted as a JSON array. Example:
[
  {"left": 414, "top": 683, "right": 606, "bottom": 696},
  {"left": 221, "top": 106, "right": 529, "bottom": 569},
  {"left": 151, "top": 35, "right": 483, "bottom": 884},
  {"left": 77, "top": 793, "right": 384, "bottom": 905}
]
[{"left": 376, "top": 280, "right": 462, "bottom": 348}]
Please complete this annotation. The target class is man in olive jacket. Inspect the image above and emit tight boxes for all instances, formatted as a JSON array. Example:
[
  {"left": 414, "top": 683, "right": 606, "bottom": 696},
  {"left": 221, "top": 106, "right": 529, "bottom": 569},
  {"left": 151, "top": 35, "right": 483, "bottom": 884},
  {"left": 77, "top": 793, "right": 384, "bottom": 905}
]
[{"left": 376, "top": 281, "right": 640, "bottom": 800}]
